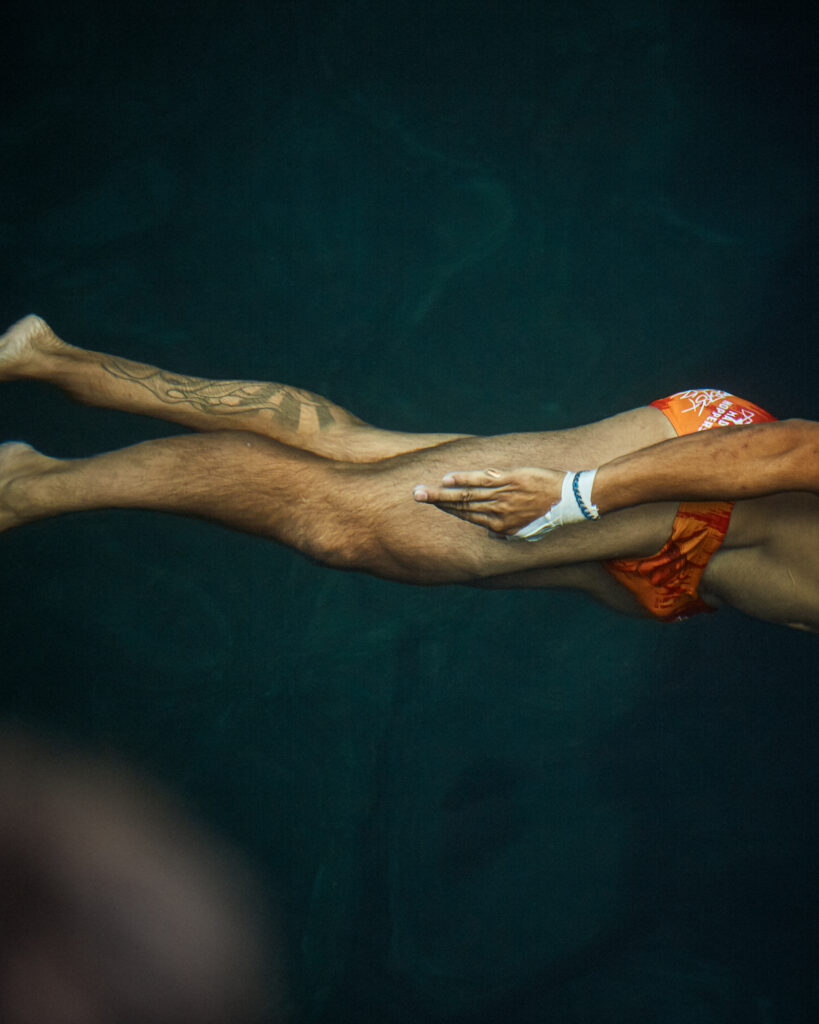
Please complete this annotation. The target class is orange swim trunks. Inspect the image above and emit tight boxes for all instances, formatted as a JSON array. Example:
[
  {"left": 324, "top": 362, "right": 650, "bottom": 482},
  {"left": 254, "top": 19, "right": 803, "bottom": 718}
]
[{"left": 604, "top": 390, "right": 777, "bottom": 623}]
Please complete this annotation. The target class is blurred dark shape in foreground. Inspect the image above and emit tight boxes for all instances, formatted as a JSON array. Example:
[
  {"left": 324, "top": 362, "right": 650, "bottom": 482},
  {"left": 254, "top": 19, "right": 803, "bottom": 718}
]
[{"left": 0, "top": 724, "right": 284, "bottom": 1024}]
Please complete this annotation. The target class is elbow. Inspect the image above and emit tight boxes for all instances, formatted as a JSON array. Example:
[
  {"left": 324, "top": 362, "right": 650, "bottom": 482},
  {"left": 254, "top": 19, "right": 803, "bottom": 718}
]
[{"left": 779, "top": 419, "right": 819, "bottom": 492}]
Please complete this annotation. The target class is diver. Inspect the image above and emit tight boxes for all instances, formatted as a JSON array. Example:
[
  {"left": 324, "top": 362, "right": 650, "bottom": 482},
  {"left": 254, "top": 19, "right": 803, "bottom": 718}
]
[{"left": 1, "top": 315, "right": 816, "bottom": 630}]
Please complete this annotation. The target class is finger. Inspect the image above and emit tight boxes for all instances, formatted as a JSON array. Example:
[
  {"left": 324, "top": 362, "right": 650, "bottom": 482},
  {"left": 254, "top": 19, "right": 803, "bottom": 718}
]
[
  {"left": 429, "top": 495, "right": 500, "bottom": 512},
  {"left": 418, "top": 485, "right": 501, "bottom": 505},
  {"left": 414, "top": 485, "right": 487, "bottom": 503},
  {"left": 440, "top": 468, "right": 507, "bottom": 487}
]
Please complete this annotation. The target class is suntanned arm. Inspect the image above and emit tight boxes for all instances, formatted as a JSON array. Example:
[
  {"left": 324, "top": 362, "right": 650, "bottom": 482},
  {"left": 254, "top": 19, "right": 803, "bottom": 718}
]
[
  {"left": 593, "top": 418, "right": 819, "bottom": 513},
  {"left": 414, "top": 419, "right": 819, "bottom": 535}
]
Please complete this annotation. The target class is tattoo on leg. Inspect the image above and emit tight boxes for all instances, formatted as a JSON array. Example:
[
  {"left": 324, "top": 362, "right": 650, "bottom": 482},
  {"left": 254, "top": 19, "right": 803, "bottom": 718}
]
[{"left": 101, "top": 357, "right": 346, "bottom": 432}]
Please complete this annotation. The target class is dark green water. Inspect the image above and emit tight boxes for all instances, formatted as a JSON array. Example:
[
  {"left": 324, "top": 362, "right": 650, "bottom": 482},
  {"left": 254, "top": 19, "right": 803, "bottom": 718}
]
[{"left": 2, "top": 2, "right": 817, "bottom": 1021}]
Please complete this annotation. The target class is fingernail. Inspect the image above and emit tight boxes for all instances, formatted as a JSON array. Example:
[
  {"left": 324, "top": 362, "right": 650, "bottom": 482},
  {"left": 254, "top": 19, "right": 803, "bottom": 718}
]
[
  {"left": 413, "top": 486, "right": 428, "bottom": 501},
  {"left": 441, "top": 473, "right": 454, "bottom": 485}
]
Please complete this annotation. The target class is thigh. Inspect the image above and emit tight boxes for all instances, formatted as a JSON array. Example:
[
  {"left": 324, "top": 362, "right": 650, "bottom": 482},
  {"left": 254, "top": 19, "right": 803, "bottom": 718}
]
[
  {"left": 316, "top": 396, "right": 674, "bottom": 464},
  {"left": 320, "top": 425, "right": 472, "bottom": 462},
  {"left": 333, "top": 406, "right": 679, "bottom": 584},
  {"left": 373, "top": 404, "right": 675, "bottom": 478}
]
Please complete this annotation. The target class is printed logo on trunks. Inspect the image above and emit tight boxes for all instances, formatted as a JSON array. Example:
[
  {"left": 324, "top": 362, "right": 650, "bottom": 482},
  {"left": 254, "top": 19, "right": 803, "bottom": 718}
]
[
  {"left": 677, "top": 390, "right": 730, "bottom": 417},
  {"left": 675, "top": 390, "right": 757, "bottom": 431},
  {"left": 700, "top": 404, "right": 758, "bottom": 430}
]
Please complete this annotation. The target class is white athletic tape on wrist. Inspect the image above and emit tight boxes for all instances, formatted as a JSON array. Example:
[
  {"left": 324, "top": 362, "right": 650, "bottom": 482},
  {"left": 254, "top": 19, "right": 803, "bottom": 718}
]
[{"left": 511, "top": 469, "right": 600, "bottom": 541}]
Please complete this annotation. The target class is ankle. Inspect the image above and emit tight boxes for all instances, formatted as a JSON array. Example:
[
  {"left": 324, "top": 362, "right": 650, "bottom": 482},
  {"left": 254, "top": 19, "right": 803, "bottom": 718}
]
[
  {"left": 39, "top": 343, "right": 91, "bottom": 388},
  {"left": 0, "top": 445, "right": 63, "bottom": 526},
  {"left": 15, "top": 327, "right": 80, "bottom": 383}
]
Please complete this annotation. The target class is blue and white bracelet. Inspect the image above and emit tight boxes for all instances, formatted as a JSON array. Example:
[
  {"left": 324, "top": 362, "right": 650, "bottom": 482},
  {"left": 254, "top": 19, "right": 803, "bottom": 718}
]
[{"left": 511, "top": 469, "right": 600, "bottom": 541}]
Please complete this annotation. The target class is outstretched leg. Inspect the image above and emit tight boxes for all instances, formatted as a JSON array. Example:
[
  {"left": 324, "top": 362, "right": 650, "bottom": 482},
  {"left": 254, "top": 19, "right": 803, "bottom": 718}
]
[
  {"left": 0, "top": 408, "right": 678, "bottom": 586},
  {"left": 0, "top": 316, "right": 467, "bottom": 462}
]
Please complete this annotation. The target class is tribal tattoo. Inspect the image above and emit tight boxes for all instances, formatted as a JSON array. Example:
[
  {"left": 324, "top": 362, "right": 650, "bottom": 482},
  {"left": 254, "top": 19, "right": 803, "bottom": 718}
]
[{"left": 101, "top": 357, "right": 342, "bottom": 432}]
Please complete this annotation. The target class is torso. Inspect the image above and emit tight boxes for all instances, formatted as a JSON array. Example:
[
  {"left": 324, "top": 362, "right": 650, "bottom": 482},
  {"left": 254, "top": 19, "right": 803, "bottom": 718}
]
[
  {"left": 701, "top": 492, "right": 819, "bottom": 632},
  {"left": 459, "top": 401, "right": 818, "bottom": 630},
  {"left": 481, "top": 492, "right": 819, "bottom": 632}
]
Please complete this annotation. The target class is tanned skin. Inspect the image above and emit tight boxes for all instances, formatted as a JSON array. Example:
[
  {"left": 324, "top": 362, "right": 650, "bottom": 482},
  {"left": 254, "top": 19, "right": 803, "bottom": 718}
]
[
  {"left": 1, "top": 316, "right": 817, "bottom": 631},
  {"left": 415, "top": 420, "right": 819, "bottom": 532}
]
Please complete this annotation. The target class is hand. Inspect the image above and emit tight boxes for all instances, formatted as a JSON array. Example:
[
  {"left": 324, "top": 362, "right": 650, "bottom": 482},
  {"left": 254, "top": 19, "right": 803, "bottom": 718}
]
[{"left": 413, "top": 467, "right": 564, "bottom": 534}]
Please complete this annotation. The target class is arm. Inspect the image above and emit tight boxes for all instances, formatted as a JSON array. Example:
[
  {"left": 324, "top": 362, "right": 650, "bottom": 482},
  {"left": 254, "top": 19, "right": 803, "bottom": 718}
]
[
  {"left": 414, "top": 419, "right": 819, "bottom": 535},
  {"left": 594, "top": 418, "right": 819, "bottom": 512}
]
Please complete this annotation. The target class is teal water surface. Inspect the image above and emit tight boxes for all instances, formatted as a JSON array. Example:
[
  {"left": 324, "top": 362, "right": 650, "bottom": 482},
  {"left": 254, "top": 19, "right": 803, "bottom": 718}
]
[{"left": 2, "top": 2, "right": 817, "bottom": 1021}]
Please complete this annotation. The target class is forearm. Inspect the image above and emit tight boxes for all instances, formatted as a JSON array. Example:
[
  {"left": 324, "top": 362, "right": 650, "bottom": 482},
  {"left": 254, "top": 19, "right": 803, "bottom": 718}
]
[
  {"left": 592, "top": 419, "right": 819, "bottom": 513},
  {"left": 413, "top": 419, "right": 817, "bottom": 539}
]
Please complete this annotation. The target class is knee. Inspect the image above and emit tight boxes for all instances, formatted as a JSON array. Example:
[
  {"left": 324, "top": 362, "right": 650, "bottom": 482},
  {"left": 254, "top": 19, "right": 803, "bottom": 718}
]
[{"left": 299, "top": 522, "right": 380, "bottom": 573}]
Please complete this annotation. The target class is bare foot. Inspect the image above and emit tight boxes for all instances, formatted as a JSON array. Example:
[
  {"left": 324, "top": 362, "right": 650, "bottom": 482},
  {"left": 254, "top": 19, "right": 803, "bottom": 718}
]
[
  {"left": 0, "top": 315, "right": 71, "bottom": 381},
  {"left": 0, "top": 442, "right": 59, "bottom": 531}
]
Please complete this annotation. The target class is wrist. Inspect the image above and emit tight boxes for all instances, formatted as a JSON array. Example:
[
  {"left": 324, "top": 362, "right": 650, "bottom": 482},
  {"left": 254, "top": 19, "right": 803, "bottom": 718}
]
[
  {"left": 571, "top": 469, "right": 599, "bottom": 520},
  {"left": 513, "top": 469, "right": 599, "bottom": 540}
]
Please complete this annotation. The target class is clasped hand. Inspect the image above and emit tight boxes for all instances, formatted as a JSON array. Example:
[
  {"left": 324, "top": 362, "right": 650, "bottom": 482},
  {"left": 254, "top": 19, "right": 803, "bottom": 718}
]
[{"left": 413, "top": 466, "right": 564, "bottom": 535}]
